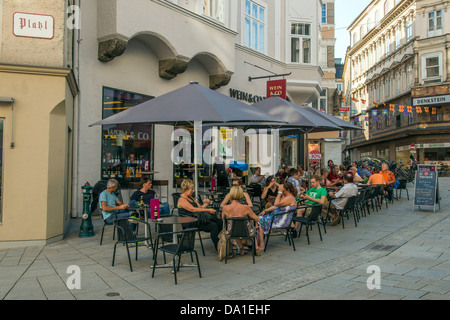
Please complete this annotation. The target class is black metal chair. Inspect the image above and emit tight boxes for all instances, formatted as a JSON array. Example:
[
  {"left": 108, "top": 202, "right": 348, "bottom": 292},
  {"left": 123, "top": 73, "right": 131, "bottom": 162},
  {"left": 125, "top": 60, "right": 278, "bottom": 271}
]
[
  {"left": 395, "top": 179, "right": 409, "bottom": 200},
  {"left": 336, "top": 196, "right": 358, "bottom": 229},
  {"left": 263, "top": 209, "right": 297, "bottom": 252},
  {"left": 292, "top": 204, "right": 323, "bottom": 245},
  {"left": 224, "top": 217, "right": 257, "bottom": 264},
  {"left": 171, "top": 193, "right": 181, "bottom": 215},
  {"left": 152, "top": 228, "right": 201, "bottom": 285},
  {"left": 100, "top": 213, "right": 116, "bottom": 245},
  {"left": 248, "top": 183, "right": 263, "bottom": 211},
  {"left": 112, "top": 218, "right": 153, "bottom": 272}
]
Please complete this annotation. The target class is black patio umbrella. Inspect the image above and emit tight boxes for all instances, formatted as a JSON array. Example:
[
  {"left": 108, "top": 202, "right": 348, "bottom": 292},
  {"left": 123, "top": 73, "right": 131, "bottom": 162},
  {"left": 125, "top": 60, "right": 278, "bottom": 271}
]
[
  {"left": 251, "top": 96, "right": 343, "bottom": 179},
  {"left": 90, "top": 82, "right": 287, "bottom": 198},
  {"left": 300, "top": 105, "right": 364, "bottom": 131}
]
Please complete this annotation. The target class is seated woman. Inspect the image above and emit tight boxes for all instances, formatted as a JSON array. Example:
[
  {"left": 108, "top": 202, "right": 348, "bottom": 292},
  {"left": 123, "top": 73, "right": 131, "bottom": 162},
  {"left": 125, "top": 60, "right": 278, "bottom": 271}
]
[
  {"left": 320, "top": 168, "right": 333, "bottom": 188},
  {"left": 261, "top": 176, "right": 279, "bottom": 209},
  {"left": 220, "top": 178, "right": 253, "bottom": 208},
  {"left": 258, "top": 181, "right": 297, "bottom": 240},
  {"left": 221, "top": 186, "right": 263, "bottom": 255},
  {"left": 349, "top": 167, "right": 363, "bottom": 182},
  {"left": 177, "top": 179, "right": 223, "bottom": 250}
]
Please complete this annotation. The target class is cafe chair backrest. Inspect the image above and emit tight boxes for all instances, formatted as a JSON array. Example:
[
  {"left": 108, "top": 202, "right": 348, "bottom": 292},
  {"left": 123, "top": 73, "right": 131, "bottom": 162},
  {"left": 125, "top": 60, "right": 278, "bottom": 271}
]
[
  {"left": 177, "top": 228, "right": 197, "bottom": 253},
  {"left": 114, "top": 218, "right": 136, "bottom": 242},
  {"left": 306, "top": 204, "right": 323, "bottom": 222}
]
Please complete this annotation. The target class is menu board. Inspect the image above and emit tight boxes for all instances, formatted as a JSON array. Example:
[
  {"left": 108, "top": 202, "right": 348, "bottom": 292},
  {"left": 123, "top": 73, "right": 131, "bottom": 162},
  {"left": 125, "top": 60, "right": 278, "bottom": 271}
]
[{"left": 413, "top": 165, "right": 439, "bottom": 211}]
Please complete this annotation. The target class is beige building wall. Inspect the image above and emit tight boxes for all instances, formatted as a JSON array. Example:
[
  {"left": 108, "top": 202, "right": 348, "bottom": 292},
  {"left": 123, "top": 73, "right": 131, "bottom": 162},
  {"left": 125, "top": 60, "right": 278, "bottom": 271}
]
[{"left": 0, "top": 0, "right": 76, "bottom": 246}]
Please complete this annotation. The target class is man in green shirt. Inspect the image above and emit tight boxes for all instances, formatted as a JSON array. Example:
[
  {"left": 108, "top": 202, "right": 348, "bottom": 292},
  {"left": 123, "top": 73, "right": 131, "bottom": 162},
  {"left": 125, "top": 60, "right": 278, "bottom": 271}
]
[
  {"left": 289, "top": 175, "right": 327, "bottom": 237},
  {"left": 297, "top": 175, "right": 327, "bottom": 215}
]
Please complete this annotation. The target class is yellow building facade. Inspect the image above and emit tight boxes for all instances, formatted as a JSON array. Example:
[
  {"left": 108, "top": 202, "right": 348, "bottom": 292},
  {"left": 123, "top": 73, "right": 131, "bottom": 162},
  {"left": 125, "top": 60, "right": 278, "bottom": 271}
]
[{"left": 0, "top": 0, "right": 77, "bottom": 247}]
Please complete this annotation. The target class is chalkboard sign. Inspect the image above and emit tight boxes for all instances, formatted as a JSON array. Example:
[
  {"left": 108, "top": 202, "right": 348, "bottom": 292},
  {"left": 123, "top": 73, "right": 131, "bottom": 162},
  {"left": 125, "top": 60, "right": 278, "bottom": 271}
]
[{"left": 413, "top": 164, "right": 440, "bottom": 212}]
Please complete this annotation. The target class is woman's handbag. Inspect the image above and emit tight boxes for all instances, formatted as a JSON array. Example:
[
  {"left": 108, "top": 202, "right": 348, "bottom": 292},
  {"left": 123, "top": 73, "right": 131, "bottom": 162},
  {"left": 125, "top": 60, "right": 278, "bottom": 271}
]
[{"left": 217, "top": 227, "right": 233, "bottom": 261}]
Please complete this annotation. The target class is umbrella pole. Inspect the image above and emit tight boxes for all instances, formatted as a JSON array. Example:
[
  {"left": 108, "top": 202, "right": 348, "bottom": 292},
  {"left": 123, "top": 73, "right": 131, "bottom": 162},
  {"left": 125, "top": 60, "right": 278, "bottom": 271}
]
[{"left": 194, "top": 121, "right": 201, "bottom": 201}]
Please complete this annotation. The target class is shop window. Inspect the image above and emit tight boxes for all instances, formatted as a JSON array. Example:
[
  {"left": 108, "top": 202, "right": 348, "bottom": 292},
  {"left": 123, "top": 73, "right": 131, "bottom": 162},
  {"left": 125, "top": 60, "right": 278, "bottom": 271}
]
[{"left": 101, "top": 87, "right": 154, "bottom": 188}]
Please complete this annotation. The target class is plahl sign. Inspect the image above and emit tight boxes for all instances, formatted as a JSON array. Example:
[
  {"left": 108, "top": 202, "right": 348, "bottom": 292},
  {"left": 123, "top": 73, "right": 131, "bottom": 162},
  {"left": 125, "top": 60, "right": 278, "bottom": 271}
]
[{"left": 267, "top": 79, "right": 287, "bottom": 100}]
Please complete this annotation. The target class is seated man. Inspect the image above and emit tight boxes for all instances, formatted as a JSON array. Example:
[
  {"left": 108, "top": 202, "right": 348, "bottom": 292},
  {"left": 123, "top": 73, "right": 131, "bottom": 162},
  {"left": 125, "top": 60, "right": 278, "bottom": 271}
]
[
  {"left": 99, "top": 179, "right": 135, "bottom": 230},
  {"left": 327, "top": 165, "right": 344, "bottom": 187},
  {"left": 286, "top": 168, "right": 305, "bottom": 196},
  {"left": 324, "top": 173, "right": 358, "bottom": 226},
  {"left": 250, "top": 167, "right": 266, "bottom": 188},
  {"left": 359, "top": 162, "right": 372, "bottom": 179},
  {"left": 380, "top": 163, "right": 396, "bottom": 201},
  {"left": 293, "top": 175, "right": 327, "bottom": 231},
  {"left": 130, "top": 177, "right": 157, "bottom": 218}
]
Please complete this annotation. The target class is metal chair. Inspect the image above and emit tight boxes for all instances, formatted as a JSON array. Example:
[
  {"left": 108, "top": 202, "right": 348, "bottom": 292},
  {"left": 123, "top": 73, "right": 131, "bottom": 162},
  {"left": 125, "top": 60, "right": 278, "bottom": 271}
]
[
  {"left": 152, "top": 228, "right": 201, "bottom": 285},
  {"left": 395, "top": 179, "right": 409, "bottom": 200},
  {"left": 263, "top": 209, "right": 297, "bottom": 252},
  {"left": 292, "top": 204, "right": 323, "bottom": 245},
  {"left": 112, "top": 218, "right": 153, "bottom": 272},
  {"left": 100, "top": 213, "right": 116, "bottom": 245},
  {"left": 336, "top": 196, "right": 358, "bottom": 229},
  {"left": 224, "top": 217, "right": 257, "bottom": 264}
]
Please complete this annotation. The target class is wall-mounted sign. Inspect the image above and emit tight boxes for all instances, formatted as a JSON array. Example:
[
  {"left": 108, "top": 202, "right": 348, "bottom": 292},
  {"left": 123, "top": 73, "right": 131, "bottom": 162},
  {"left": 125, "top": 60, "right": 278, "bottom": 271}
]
[
  {"left": 229, "top": 88, "right": 265, "bottom": 103},
  {"left": 412, "top": 94, "right": 450, "bottom": 106},
  {"left": 13, "top": 12, "right": 54, "bottom": 39},
  {"left": 266, "top": 79, "right": 287, "bottom": 100}
]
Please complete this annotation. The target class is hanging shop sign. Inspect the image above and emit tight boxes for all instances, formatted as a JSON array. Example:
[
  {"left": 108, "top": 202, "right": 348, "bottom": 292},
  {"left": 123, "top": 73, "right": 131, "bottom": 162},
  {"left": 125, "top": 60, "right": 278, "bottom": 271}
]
[
  {"left": 266, "top": 79, "right": 287, "bottom": 100},
  {"left": 13, "top": 12, "right": 55, "bottom": 39}
]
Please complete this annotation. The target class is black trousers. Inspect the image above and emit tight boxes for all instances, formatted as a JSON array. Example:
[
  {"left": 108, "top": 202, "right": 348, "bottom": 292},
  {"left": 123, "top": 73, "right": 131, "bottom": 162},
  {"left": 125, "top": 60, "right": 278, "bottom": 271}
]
[
  {"left": 198, "top": 219, "right": 223, "bottom": 250},
  {"left": 385, "top": 186, "right": 394, "bottom": 200}
]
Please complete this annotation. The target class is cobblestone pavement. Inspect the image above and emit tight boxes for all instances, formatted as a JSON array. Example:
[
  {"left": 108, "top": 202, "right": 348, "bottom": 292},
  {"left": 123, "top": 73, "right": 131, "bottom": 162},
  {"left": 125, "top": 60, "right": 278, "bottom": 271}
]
[{"left": 1, "top": 178, "right": 449, "bottom": 300}]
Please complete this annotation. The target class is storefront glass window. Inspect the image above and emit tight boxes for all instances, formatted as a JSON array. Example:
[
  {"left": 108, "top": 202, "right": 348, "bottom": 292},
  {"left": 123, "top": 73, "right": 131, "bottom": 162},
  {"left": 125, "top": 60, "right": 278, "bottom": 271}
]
[{"left": 101, "top": 87, "right": 154, "bottom": 188}]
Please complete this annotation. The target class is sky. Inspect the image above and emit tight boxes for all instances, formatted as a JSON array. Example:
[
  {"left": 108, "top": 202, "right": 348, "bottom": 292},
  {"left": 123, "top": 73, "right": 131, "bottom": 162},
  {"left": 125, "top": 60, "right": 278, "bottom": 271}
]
[{"left": 335, "top": 0, "right": 373, "bottom": 61}]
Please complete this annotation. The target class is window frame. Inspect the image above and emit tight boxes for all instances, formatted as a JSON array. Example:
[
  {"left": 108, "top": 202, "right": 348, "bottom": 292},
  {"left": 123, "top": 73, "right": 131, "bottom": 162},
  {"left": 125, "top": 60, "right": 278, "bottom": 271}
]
[
  {"left": 428, "top": 10, "right": 443, "bottom": 37},
  {"left": 421, "top": 52, "right": 443, "bottom": 83},
  {"left": 244, "top": 0, "right": 267, "bottom": 53},
  {"left": 290, "top": 21, "right": 312, "bottom": 64}
]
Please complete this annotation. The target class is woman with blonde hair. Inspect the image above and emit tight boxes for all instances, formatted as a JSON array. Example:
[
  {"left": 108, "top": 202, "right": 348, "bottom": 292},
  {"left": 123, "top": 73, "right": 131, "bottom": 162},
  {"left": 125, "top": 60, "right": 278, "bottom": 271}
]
[
  {"left": 222, "top": 186, "right": 263, "bottom": 255},
  {"left": 177, "top": 179, "right": 222, "bottom": 250}
]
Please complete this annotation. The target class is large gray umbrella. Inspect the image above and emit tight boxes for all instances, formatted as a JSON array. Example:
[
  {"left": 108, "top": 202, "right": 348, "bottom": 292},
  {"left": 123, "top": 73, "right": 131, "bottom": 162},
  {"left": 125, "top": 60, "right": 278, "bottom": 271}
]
[
  {"left": 300, "top": 105, "right": 364, "bottom": 131},
  {"left": 251, "top": 96, "right": 343, "bottom": 133},
  {"left": 90, "top": 82, "right": 287, "bottom": 199},
  {"left": 251, "top": 96, "right": 343, "bottom": 178}
]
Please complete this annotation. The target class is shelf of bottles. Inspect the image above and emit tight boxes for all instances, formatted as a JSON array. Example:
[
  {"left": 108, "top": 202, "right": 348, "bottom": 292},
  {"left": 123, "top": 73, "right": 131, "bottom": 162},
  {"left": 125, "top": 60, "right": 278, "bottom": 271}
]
[{"left": 101, "top": 135, "right": 153, "bottom": 188}]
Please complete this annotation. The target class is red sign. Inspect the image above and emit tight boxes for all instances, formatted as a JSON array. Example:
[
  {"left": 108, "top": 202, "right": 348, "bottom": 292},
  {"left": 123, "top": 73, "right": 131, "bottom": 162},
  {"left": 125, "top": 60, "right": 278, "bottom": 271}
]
[
  {"left": 410, "top": 144, "right": 416, "bottom": 152},
  {"left": 309, "top": 150, "right": 321, "bottom": 162},
  {"left": 267, "top": 79, "right": 287, "bottom": 100},
  {"left": 339, "top": 106, "right": 350, "bottom": 112}
]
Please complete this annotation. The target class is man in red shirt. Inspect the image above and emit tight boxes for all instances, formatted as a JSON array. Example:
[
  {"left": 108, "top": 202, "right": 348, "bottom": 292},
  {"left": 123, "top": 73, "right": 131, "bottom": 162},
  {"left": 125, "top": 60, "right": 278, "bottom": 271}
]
[{"left": 327, "top": 165, "right": 343, "bottom": 187}]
